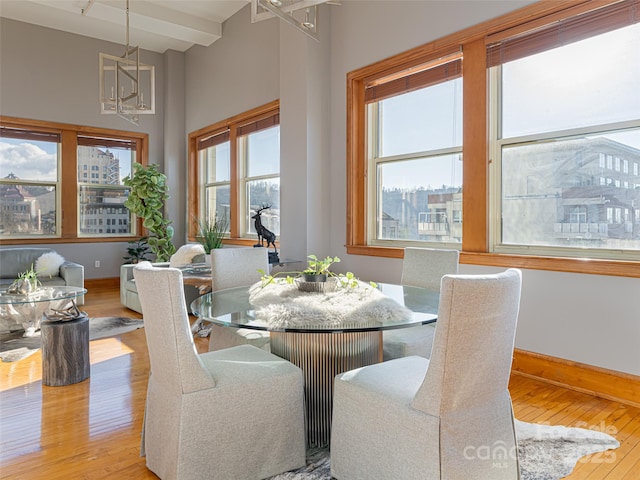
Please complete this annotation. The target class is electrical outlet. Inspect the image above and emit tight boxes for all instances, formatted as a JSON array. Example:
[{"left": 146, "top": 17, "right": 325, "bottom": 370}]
[{"left": 95, "top": 260, "right": 101, "bottom": 268}]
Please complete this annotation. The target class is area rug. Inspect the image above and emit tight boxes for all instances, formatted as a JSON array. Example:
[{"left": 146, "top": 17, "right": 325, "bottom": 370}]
[
  {"left": 268, "top": 420, "right": 620, "bottom": 480},
  {"left": 0, "top": 317, "right": 144, "bottom": 363}
]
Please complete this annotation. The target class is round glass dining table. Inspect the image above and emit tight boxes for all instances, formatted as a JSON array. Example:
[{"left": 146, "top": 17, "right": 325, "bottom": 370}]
[{"left": 191, "top": 282, "right": 439, "bottom": 448}]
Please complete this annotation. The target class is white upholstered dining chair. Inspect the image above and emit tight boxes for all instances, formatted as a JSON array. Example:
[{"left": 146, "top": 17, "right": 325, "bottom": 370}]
[
  {"left": 207, "top": 247, "right": 271, "bottom": 352},
  {"left": 331, "top": 269, "right": 522, "bottom": 480},
  {"left": 383, "top": 247, "right": 459, "bottom": 360},
  {"left": 133, "top": 261, "right": 305, "bottom": 480}
]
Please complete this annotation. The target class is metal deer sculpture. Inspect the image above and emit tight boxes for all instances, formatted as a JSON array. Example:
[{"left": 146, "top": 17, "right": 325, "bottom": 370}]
[{"left": 252, "top": 205, "right": 278, "bottom": 254}]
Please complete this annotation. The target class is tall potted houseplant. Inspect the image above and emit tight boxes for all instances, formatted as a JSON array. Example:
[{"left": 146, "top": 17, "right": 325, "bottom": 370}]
[
  {"left": 194, "top": 214, "right": 229, "bottom": 255},
  {"left": 123, "top": 163, "right": 176, "bottom": 262}
]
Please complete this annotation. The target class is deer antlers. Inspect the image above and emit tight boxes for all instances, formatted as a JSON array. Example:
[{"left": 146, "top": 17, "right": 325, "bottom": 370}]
[{"left": 254, "top": 204, "right": 272, "bottom": 214}]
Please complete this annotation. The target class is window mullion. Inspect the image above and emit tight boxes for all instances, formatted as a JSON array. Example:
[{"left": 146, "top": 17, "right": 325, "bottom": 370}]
[
  {"left": 61, "top": 130, "right": 78, "bottom": 238},
  {"left": 229, "top": 125, "right": 240, "bottom": 238}
]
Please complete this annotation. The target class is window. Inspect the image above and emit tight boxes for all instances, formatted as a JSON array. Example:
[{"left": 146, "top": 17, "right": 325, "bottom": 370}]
[
  {"left": 77, "top": 136, "right": 137, "bottom": 237},
  {"left": 365, "top": 55, "right": 463, "bottom": 246},
  {"left": 0, "top": 128, "right": 59, "bottom": 237},
  {"left": 240, "top": 121, "right": 280, "bottom": 237},
  {"left": 347, "top": 0, "right": 639, "bottom": 276},
  {"left": 188, "top": 101, "right": 279, "bottom": 244},
  {"left": 0, "top": 117, "right": 147, "bottom": 242},
  {"left": 489, "top": 4, "right": 640, "bottom": 259}
]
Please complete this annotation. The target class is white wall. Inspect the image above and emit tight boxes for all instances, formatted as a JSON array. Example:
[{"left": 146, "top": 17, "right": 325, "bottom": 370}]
[
  {"left": 2, "top": 2, "right": 638, "bottom": 375},
  {"left": 163, "top": 50, "right": 187, "bottom": 244},
  {"left": 184, "top": 5, "right": 280, "bottom": 134},
  {"left": 324, "top": 1, "right": 640, "bottom": 375},
  {"left": 183, "top": 0, "right": 640, "bottom": 376},
  {"left": 0, "top": 18, "right": 169, "bottom": 279}
]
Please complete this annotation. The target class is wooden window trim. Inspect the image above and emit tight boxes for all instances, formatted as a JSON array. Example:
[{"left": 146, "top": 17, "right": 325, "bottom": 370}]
[
  {"left": 188, "top": 100, "right": 280, "bottom": 244},
  {"left": 346, "top": 0, "right": 640, "bottom": 278},
  {"left": 0, "top": 116, "right": 148, "bottom": 245}
]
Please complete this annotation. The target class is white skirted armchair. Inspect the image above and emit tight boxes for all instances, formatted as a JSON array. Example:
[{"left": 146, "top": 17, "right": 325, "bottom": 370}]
[
  {"left": 331, "top": 269, "right": 522, "bottom": 480},
  {"left": 383, "top": 247, "right": 459, "bottom": 360},
  {"left": 133, "top": 261, "right": 306, "bottom": 480}
]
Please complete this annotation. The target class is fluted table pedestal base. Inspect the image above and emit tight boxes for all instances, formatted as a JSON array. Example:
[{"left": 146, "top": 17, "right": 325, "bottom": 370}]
[{"left": 270, "top": 330, "right": 382, "bottom": 448}]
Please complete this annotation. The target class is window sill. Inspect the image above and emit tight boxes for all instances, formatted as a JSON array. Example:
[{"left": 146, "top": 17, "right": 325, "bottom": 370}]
[
  {"left": 346, "top": 244, "right": 640, "bottom": 278},
  {"left": 0, "top": 236, "right": 138, "bottom": 245}
]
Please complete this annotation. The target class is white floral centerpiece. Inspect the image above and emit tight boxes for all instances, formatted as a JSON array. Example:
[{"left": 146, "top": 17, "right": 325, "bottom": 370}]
[{"left": 251, "top": 255, "right": 411, "bottom": 329}]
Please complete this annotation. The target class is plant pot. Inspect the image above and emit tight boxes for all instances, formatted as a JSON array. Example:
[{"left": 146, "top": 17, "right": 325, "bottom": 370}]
[
  {"left": 204, "top": 254, "right": 212, "bottom": 266},
  {"left": 302, "top": 273, "right": 327, "bottom": 283},
  {"left": 297, "top": 275, "right": 337, "bottom": 293}
]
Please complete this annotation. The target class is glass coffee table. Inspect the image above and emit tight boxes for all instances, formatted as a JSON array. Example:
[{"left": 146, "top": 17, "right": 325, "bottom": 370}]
[
  {"left": 0, "top": 286, "right": 89, "bottom": 386},
  {"left": 0, "top": 286, "right": 87, "bottom": 336}
]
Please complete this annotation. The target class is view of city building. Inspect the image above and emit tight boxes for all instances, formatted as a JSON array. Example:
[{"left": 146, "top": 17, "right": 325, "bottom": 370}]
[
  {"left": 77, "top": 145, "right": 131, "bottom": 235},
  {"left": 0, "top": 145, "right": 132, "bottom": 238},
  {"left": 377, "top": 137, "right": 640, "bottom": 250}
]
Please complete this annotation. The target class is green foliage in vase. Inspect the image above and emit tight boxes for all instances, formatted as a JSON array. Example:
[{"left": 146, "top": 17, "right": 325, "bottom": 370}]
[
  {"left": 194, "top": 214, "right": 229, "bottom": 254},
  {"left": 123, "top": 163, "right": 176, "bottom": 262},
  {"left": 19, "top": 263, "right": 41, "bottom": 289},
  {"left": 258, "top": 255, "right": 377, "bottom": 290},
  {"left": 303, "top": 255, "right": 340, "bottom": 275},
  {"left": 7, "top": 263, "right": 41, "bottom": 294}
]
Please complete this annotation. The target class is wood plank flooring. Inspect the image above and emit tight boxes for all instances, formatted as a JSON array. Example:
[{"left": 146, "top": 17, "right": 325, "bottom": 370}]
[{"left": 1, "top": 285, "right": 638, "bottom": 479}]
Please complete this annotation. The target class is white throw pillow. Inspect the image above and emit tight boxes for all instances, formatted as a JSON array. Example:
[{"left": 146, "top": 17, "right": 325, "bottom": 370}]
[
  {"left": 35, "top": 252, "right": 65, "bottom": 277},
  {"left": 169, "top": 244, "right": 205, "bottom": 268}
]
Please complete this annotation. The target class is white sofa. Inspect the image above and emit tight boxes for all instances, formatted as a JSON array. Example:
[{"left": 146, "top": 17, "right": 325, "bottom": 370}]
[{"left": 0, "top": 247, "right": 84, "bottom": 304}]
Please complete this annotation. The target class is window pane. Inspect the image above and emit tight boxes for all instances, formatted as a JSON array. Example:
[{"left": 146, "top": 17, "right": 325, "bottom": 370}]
[
  {"left": 0, "top": 132, "right": 59, "bottom": 238},
  {"left": 501, "top": 130, "right": 640, "bottom": 251},
  {"left": 0, "top": 184, "right": 56, "bottom": 236},
  {"left": 246, "top": 178, "right": 280, "bottom": 236},
  {"left": 502, "top": 24, "right": 640, "bottom": 138},
  {"left": 246, "top": 126, "right": 279, "bottom": 177},
  {"left": 205, "top": 185, "right": 231, "bottom": 232},
  {"left": 78, "top": 140, "right": 136, "bottom": 236},
  {"left": 79, "top": 186, "right": 132, "bottom": 235},
  {"left": 377, "top": 155, "right": 462, "bottom": 242},
  {"left": 379, "top": 78, "right": 462, "bottom": 157},
  {"left": 203, "top": 142, "right": 230, "bottom": 183},
  {"left": 77, "top": 144, "right": 133, "bottom": 185},
  {"left": 0, "top": 136, "right": 58, "bottom": 182}
]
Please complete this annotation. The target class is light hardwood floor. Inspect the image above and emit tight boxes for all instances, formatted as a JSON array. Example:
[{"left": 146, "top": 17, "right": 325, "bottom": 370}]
[{"left": 1, "top": 284, "right": 638, "bottom": 479}]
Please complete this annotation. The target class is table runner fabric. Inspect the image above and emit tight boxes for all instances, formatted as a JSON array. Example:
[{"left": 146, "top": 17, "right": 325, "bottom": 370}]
[{"left": 248, "top": 280, "right": 412, "bottom": 329}]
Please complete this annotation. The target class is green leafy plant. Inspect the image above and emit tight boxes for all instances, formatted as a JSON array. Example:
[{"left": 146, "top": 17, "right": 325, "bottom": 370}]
[
  {"left": 258, "top": 255, "right": 376, "bottom": 290},
  {"left": 19, "top": 263, "right": 41, "bottom": 290},
  {"left": 123, "top": 163, "right": 176, "bottom": 262},
  {"left": 123, "top": 236, "right": 152, "bottom": 264},
  {"left": 303, "top": 255, "right": 340, "bottom": 276},
  {"left": 194, "top": 214, "right": 229, "bottom": 254},
  {"left": 7, "top": 263, "right": 41, "bottom": 294}
]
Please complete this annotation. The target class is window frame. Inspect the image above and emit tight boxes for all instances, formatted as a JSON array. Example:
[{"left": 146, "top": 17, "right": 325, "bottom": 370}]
[
  {"left": 346, "top": 0, "right": 640, "bottom": 277},
  {"left": 187, "top": 100, "right": 280, "bottom": 246},
  {"left": 0, "top": 116, "right": 148, "bottom": 244},
  {"left": 76, "top": 134, "right": 140, "bottom": 238},
  {"left": 365, "top": 69, "right": 464, "bottom": 248}
]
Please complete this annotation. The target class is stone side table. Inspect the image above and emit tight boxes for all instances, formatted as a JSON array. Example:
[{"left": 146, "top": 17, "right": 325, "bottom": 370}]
[{"left": 41, "top": 313, "right": 90, "bottom": 386}]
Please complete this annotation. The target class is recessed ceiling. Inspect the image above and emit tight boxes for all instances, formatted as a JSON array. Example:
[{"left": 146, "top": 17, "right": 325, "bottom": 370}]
[{"left": 0, "top": 0, "right": 249, "bottom": 53}]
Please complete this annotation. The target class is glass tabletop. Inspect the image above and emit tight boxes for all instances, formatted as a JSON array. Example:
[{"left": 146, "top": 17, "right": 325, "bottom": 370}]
[
  {"left": 0, "top": 286, "right": 87, "bottom": 305},
  {"left": 177, "top": 263, "right": 211, "bottom": 275},
  {"left": 191, "top": 282, "right": 438, "bottom": 333}
]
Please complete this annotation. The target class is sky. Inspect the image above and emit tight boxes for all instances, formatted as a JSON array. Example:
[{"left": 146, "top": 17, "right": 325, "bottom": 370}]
[
  {"left": 0, "top": 139, "right": 132, "bottom": 183},
  {"left": 375, "top": 23, "right": 640, "bottom": 190}
]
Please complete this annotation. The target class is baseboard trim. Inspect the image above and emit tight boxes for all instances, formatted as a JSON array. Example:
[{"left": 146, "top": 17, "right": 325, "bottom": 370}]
[
  {"left": 85, "top": 277, "right": 120, "bottom": 289},
  {"left": 512, "top": 349, "right": 640, "bottom": 408}
]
